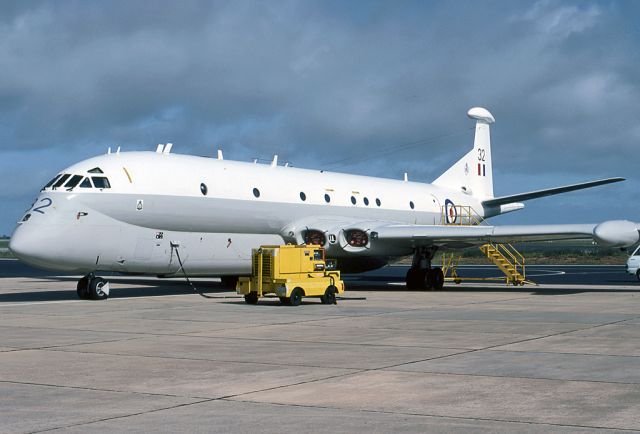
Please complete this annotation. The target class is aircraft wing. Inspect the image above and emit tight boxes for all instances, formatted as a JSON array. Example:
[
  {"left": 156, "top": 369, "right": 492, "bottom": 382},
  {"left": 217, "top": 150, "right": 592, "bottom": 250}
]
[
  {"left": 482, "top": 178, "right": 625, "bottom": 207},
  {"left": 287, "top": 216, "right": 639, "bottom": 258},
  {"left": 371, "top": 220, "right": 639, "bottom": 250}
]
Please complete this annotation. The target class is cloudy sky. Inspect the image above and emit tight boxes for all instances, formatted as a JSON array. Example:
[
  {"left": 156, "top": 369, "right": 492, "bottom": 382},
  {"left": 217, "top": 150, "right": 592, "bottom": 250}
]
[{"left": 1, "top": 0, "right": 638, "bottom": 235}]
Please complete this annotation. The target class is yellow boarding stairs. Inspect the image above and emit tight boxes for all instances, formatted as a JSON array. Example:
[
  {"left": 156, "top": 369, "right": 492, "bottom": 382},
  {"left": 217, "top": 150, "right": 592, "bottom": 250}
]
[{"left": 440, "top": 206, "right": 532, "bottom": 286}]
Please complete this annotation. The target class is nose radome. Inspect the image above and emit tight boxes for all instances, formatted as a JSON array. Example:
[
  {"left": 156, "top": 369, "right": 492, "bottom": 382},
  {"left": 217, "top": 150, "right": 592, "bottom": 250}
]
[
  {"left": 9, "top": 225, "right": 38, "bottom": 262},
  {"left": 9, "top": 224, "right": 55, "bottom": 269}
]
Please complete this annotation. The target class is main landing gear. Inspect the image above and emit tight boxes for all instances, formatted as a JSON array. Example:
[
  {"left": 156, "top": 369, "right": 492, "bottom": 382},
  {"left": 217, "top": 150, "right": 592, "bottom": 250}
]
[
  {"left": 220, "top": 276, "right": 239, "bottom": 290},
  {"left": 77, "top": 273, "right": 110, "bottom": 300},
  {"left": 405, "top": 247, "right": 444, "bottom": 290}
]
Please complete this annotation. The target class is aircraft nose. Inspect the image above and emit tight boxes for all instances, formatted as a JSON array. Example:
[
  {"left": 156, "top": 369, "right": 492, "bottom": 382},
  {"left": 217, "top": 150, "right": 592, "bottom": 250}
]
[
  {"left": 10, "top": 225, "right": 39, "bottom": 262},
  {"left": 9, "top": 224, "right": 55, "bottom": 269}
]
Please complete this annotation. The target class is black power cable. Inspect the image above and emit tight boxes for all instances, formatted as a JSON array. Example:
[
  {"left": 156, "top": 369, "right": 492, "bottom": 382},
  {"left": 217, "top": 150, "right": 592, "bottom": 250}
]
[{"left": 172, "top": 244, "right": 225, "bottom": 299}]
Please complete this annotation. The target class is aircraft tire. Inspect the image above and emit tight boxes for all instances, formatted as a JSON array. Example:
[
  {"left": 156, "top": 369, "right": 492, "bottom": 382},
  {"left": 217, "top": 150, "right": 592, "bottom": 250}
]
[
  {"left": 406, "top": 268, "right": 425, "bottom": 290},
  {"left": 221, "top": 276, "right": 239, "bottom": 289},
  {"left": 321, "top": 286, "right": 337, "bottom": 305},
  {"left": 244, "top": 292, "right": 259, "bottom": 304},
  {"left": 289, "top": 287, "right": 303, "bottom": 306},
  {"left": 76, "top": 276, "right": 90, "bottom": 299},
  {"left": 89, "top": 277, "right": 109, "bottom": 300},
  {"left": 428, "top": 267, "right": 445, "bottom": 290}
]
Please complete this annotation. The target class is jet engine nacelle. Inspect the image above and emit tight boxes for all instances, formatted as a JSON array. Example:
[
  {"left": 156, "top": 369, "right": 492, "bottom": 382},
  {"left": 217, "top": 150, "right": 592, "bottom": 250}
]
[
  {"left": 593, "top": 220, "right": 640, "bottom": 247},
  {"left": 300, "top": 227, "right": 372, "bottom": 253}
]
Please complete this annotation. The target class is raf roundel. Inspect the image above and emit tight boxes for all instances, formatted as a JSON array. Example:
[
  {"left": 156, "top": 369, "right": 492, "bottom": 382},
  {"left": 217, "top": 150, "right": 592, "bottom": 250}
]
[{"left": 444, "top": 199, "right": 457, "bottom": 224}]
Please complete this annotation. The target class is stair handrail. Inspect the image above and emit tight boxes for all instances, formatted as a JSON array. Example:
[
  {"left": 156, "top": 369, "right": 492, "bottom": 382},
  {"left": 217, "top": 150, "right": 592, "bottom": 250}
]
[
  {"left": 494, "top": 243, "right": 526, "bottom": 279},
  {"left": 441, "top": 205, "right": 486, "bottom": 226}
]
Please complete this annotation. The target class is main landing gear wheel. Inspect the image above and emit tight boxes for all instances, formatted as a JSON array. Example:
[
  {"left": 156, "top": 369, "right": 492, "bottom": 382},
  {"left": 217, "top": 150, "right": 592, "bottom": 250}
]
[
  {"left": 405, "top": 267, "right": 444, "bottom": 290},
  {"left": 288, "top": 287, "right": 303, "bottom": 306},
  {"left": 321, "top": 285, "right": 337, "bottom": 305},
  {"left": 244, "top": 292, "right": 259, "bottom": 304},
  {"left": 221, "top": 276, "right": 239, "bottom": 289},
  {"left": 405, "top": 268, "right": 426, "bottom": 290},
  {"left": 427, "top": 267, "right": 445, "bottom": 290}
]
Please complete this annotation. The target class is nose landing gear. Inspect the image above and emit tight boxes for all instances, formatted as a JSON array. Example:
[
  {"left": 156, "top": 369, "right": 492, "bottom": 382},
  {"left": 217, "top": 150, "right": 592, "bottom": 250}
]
[{"left": 77, "top": 273, "right": 110, "bottom": 300}]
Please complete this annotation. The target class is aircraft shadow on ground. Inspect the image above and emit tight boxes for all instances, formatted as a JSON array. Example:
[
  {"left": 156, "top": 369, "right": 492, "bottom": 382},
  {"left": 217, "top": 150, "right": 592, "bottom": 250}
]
[
  {"left": 0, "top": 276, "right": 232, "bottom": 303},
  {"left": 0, "top": 274, "right": 636, "bottom": 304}
]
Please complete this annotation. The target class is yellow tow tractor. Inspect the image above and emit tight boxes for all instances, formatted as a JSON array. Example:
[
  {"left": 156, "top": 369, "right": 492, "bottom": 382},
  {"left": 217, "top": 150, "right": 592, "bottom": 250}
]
[{"left": 236, "top": 244, "right": 344, "bottom": 306}]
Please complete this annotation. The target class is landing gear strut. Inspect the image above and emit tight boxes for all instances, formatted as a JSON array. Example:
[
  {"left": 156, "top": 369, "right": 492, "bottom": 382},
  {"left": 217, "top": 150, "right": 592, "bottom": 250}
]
[
  {"left": 77, "top": 273, "right": 110, "bottom": 300},
  {"left": 405, "top": 247, "right": 444, "bottom": 290}
]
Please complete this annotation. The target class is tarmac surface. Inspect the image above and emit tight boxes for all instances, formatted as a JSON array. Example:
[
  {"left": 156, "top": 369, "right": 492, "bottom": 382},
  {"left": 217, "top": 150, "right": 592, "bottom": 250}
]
[{"left": 1, "top": 259, "right": 639, "bottom": 433}]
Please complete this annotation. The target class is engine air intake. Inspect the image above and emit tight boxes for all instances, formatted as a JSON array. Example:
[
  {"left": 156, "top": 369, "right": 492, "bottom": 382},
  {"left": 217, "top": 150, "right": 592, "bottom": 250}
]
[
  {"left": 303, "top": 230, "right": 326, "bottom": 246},
  {"left": 346, "top": 229, "right": 368, "bottom": 248}
]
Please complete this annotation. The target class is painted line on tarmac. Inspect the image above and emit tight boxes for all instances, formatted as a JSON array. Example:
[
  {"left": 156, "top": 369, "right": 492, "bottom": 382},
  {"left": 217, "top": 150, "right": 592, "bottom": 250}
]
[{"left": 524, "top": 270, "right": 565, "bottom": 277}]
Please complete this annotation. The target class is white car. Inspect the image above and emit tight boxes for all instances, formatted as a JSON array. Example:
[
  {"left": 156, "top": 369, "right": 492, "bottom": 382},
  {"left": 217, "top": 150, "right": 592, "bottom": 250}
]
[{"left": 627, "top": 245, "right": 640, "bottom": 280}]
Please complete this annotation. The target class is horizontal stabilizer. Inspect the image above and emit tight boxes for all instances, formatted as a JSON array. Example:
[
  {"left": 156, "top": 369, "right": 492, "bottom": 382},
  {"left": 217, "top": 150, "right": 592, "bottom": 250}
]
[{"left": 482, "top": 178, "right": 624, "bottom": 207}]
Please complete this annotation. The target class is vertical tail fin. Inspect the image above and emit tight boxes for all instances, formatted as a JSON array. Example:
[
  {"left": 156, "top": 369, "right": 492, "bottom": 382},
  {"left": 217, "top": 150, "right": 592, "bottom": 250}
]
[{"left": 433, "top": 107, "right": 495, "bottom": 200}]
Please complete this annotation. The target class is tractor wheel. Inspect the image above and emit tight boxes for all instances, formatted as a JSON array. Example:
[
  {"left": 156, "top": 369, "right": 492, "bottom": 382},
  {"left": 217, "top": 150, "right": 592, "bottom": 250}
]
[
  {"left": 289, "top": 287, "right": 303, "bottom": 306},
  {"left": 321, "top": 285, "right": 337, "bottom": 305},
  {"left": 244, "top": 292, "right": 258, "bottom": 304}
]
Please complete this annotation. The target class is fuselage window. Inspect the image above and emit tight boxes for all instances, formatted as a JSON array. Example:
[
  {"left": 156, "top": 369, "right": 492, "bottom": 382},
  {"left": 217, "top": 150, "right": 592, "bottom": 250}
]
[
  {"left": 42, "top": 174, "right": 61, "bottom": 190},
  {"left": 92, "top": 177, "right": 111, "bottom": 189},
  {"left": 88, "top": 167, "right": 104, "bottom": 173},
  {"left": 300, "top": 192, "right": 306, "bottom": 201},
  {"left": 52, "top": 174, "right": 71, "bottom": 189},
  {"left": 409, "top": 201, "right": 415, "bottom": 209},
  {"left": 79, "top": 177, "right": 92, "bottom": 188},
  {"left": 375, "top": 198, "right": 381, "bottom": 207},
  {"left": 350, "top": 196, "right": 357, "bottom": 205},
  {"left": 200, "top": 183, "right": 208, "bottom": 196},
  {"left": 324, "top": 193, "right": 331, "bottom": 203},
  {"left": 253, "top": 188, "right": 260, "bottom": 198},
  {"left": 363, "top": 197, "right": 369, "bottom": 206},
  {"left": 64, "top": 175, "right": 84, "bottom": 189}
]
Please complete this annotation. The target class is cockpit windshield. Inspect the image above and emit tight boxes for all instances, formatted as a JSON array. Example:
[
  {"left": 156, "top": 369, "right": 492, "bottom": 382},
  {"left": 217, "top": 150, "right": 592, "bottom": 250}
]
[
  {"left": 64, "top": 175, "right": 84, "bottom": 190},
  {"left": 52, "top": 174, "right": 71, "bottom": 189},
  {"left": 41, "top": 172, "right": 110, "bottom": 191},
  {"left": 91, "top": 177, "right": 111, "bottom": 189},
  {"left": 42, "top": 174, "right": 62, "bottom": 190}
]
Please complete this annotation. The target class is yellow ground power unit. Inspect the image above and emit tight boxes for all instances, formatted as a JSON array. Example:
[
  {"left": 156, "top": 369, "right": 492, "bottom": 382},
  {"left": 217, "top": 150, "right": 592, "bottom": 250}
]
[{"left": 236, "top": 245, "right": 344, "bottom": 306}]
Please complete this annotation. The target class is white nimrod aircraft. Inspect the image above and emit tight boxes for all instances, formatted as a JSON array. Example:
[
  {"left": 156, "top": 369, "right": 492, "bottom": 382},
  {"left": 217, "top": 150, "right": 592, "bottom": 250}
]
[{"left": 10, "top": 107, "right": 639, "bottom": 299}]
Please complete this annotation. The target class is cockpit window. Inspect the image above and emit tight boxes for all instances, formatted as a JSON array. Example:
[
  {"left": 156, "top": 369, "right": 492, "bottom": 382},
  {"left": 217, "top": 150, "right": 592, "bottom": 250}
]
[
  {"left": 92, "top": 176, "right": 111, "bottom": 189},
  {"left": 64, "top": 175, "right": 84, "bottom": 189},
  {"left": 42, "top": 174, "right": 62, "bottom": 190},
  {"left": 88, "top": 167, "right": 104, "bottom": 173},
  {"left": 52, "top": 174, "right": 71, "bottom": 189},
  {"left": 79, "top": 177, "right": 92, "bottom": 188}
]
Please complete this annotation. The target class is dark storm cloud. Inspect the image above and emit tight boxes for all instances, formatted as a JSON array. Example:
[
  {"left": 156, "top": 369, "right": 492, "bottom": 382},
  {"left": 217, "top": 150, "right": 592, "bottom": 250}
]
[{"left": 0, "top": 0, "right": 639, "bottom": 233}]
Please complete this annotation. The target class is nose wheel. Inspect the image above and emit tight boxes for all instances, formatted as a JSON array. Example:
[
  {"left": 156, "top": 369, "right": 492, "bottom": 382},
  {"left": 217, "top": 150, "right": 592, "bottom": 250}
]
[{"left": 77, "top": 274, "right": 110, "bottom": 300}]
